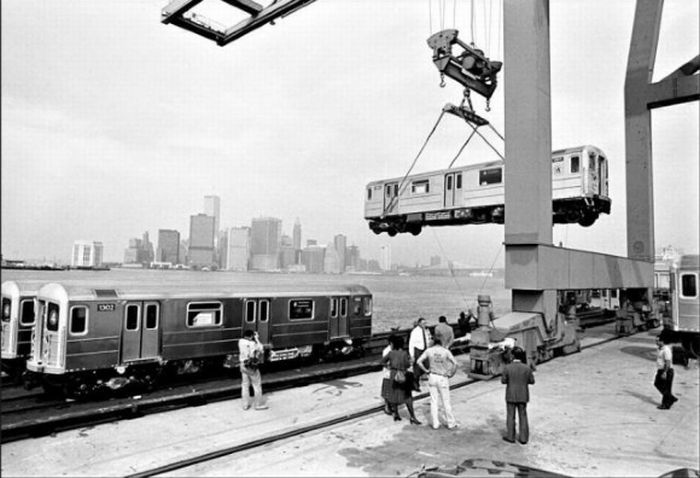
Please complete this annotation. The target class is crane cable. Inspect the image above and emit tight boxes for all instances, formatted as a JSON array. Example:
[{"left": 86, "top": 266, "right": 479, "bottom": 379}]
[
  {"left": 431, "top": 228, "right": 471, "bottom": 307},
  {"left": 381, "top": 110, "right": 447, "bottom": 217}
]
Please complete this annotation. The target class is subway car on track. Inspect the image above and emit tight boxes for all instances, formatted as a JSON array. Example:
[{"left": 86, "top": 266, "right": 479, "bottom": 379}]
[
  {"left": 24, "top": 280, "right": 373, "bottom": 396},
  {"left": 365, "top": 145, "right": 611, "bottom": 236},
  {"left": 663, "top": 254, "right": 700, "bottom": 358},
  {"left": 1, "top": 280, "right": 41, "bottom": 380}
]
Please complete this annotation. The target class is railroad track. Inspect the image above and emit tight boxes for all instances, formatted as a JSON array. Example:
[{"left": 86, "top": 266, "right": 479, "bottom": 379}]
[{"left": 124, "top": 331, "right": 624, "bottom": 478}]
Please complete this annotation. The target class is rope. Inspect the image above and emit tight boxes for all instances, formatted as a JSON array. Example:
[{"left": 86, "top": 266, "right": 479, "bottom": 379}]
[
  {"left": 428, "top": 0, "right": 432, "bottom": 35},
  {"left": 470, "top": 0, "right": 475, "bottom": 45},
  {"left": 447, "top": 129, "right": 477, "bottom": 169},
  {"left": 431, "top": 229, "right": 470, "bottom": 306},
  {"left": 381, "top": 110, "right": 447, "bottom": 217},
  {"left": 466, "top": 122, "right": 505, "bottom": 161},
  {"left": 479, "top": 243, "right": 503, "bottom": 293}
]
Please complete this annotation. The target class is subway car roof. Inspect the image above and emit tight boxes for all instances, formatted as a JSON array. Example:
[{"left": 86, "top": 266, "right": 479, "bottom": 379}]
[
  {"left": 36, "top": 281, "right": 372, "bottom": 301},
  {"left": 1, "top": 280, "right": 45, "bottom": 296}
]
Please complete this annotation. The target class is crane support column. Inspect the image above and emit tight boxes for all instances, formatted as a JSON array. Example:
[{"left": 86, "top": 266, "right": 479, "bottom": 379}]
[{"left": 501, "top": 0, "right": 556, "bottom": 365}]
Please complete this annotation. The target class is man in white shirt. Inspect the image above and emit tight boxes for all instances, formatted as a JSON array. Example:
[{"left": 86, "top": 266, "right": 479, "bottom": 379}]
[
  {"left": 409, "top": 318, "right": 432, "bottom": 390},
  {"left": 417, "top": 337, "right": 458, "bottom": 430},
  {"left": 239, "top": 330, "right": 268, "bottom": 410},
  {"left": 654, "top": 335, "right": 678, "bottom": 410}
]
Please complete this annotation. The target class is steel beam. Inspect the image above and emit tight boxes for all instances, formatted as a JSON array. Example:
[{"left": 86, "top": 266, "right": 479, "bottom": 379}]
[{"left": 506, "top": 244, "right": 654, "bottom": 290}]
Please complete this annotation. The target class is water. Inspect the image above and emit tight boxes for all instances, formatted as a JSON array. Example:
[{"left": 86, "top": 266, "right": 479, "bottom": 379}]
[{"left": 0, "top": 268, "right": 511, "bottom": 333}]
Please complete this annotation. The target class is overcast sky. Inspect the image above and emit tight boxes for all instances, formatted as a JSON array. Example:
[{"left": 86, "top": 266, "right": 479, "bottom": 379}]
[{"left": 1, "top": 0, "right": 698, "bottom": 266}]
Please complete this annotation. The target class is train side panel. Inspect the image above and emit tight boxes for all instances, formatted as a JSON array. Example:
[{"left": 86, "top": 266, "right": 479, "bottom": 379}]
[
  {"left": 268, "top": 296, "right": 330, "bottom": 349},
  {"left": 64, "top": 300, "right": 120, "bottom": 372},
  {"left": 160, "top": 298, "right": 240, "bottom": 361}
]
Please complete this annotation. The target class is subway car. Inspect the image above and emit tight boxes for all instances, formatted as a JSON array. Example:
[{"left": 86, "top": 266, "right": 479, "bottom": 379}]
[
  {"left": 663, "top": 254, "right": 700, "bottom": 358},
  {"left": 24, "top": 280, "right": 373, "bottom": 396},
  {"left": 1, "top": 280, "right": 41, "bottom": 380},
  {"left": 365, "top": 145, "right": 611, "bottom": 236}
]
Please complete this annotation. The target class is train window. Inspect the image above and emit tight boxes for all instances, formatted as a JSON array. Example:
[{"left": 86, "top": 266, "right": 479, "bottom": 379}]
[
  {"left": 259, "top": 300, "right": 269, "bottom": 323},
  {"left": 340, "top": 298, "right": 347, "bottom": 317},
  {"left": 589, "top": 152, "right": 596, "bottom": 171},
  {"left": 479, "top": 168, "right": 502, "bottom": 185},
  {"left": 245, "top": 300, "right": 256, "bottom": 323},
  {"left": 20, "top": 300, "right": 35, "bottom": 326},
  {"left": 46, "top": 303, "right": 60, "bottom": 332},
  {"left": 70, "top": 306, "right": 88, "bottom": 335},
  {"left": 456, "top": 173, "right": 462, "bottom": 189},
  {"left": 367, "top": 188, "right": 372, "bottom": 200},
  {"left": 552, "top": 156, "right": 564, "bottom": 175},
  {"left": 330, "top": 298, "right": 338, "bottom": 318},
  {"left": 1, "top": 298, "right": 10, "bottom": 322},
  {"left": 446, "top": 175, "right": 453, "bottom": 190},
  {"left": 363, "top": 297, "right": 372, "bottom": 316},
  {"left": 411, "top": 180, "right": 430, "bottom": 194},
  {"left": 570, "top": 156, "right": 580, "bottom": 174},
  {"left": 289, "top": 299, "right": 314, "bottom": 320},
  {"left": 187, "top": 302, "right": 222, "bottom": 327},
  {"left": 352, "top": 297, "right": 362, "bottom": 315},
  {"left": 680, "top": 273, "right": 698, "bottom": 298},
  {"left": 145, "top": 303, "right": 158, "bottom": 330},
  {"left": 125, "top": 305, "right": 140, "bottom": 331}
]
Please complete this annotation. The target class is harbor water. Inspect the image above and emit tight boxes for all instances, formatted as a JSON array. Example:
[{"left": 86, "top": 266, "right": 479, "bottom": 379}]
[{"left": 0, "top": 268, "right": 511, "bottom": 333}]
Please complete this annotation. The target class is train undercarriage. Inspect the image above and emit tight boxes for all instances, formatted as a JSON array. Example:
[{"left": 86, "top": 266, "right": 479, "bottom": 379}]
[
  {"left": 23, "top": 338, "right": 366, "bottom": 398},
  {"left": 368, "top": 197, "right": 610, "bottom": 236}
]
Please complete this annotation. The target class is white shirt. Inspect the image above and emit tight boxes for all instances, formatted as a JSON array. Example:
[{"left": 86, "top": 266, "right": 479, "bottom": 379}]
[
  {"left": 409, "top": 326, "right": 431, "bottom": 358},
  {"left": 382, "top": 345, "right": 392, "bottom": 379},
  {"left": 656, "top": 345, "right": 672, "bottom": 370},
  {"left": 239, "top": 336, "right": 263, "bottom": 364}
]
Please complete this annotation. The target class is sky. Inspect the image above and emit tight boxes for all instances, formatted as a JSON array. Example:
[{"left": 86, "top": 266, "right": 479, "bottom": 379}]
[{"left": 1, "top": 0, "right": 698, "bottom": 267}]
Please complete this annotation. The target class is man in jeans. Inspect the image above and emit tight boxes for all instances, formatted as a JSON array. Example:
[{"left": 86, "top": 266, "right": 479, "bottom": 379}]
[
  {"left": 416, "top": 337, "right": 458, "bottom": 430},
  {"left": 239, "top": 330, "right": 268, "bottom": 410},
  {"left": 654, "top": 335, "right": 678, "bottom": 410}
]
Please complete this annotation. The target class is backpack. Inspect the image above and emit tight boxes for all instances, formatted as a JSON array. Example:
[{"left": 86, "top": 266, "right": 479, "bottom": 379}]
[{"left": 244, "top": 348, "right": 264, "bottom": 369}]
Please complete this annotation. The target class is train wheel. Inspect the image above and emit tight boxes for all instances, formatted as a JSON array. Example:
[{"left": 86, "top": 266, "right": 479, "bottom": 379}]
[
  {"left": 408, "top": 224, "right": 422, "bottom": 236},
  {"left": 578, "top": 210, "right": 598, "bottom": 227},
  {"left": 388, "top": 228, "right": 397, "bottom": 237},
  {"left": 685, "top": 337, "right": 700, "bottom": 359}
]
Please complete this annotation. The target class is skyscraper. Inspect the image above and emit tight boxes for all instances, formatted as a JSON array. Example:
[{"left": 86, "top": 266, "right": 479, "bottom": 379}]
[
  {"left": 204, "top": 195, "right": 220, "bottom": 234},
  {"left": 250, "top": 217, "right": 282, "bottom": 271},
  {"left": 293, "top": 218, "right": 302, "bottom": 250},
  {"left": 189, "top": 214, "right": 216, "bottom": 268},
  {"left": 379, "top": 244, "right": 391, "bottom": 271},
  {"left": 72, "top": 240, "right": 104, "bottom": 267},
  {"left": 226, "top": 227, "right": 250, "bottom": 271},
  {"left": 333, "top": 234, "right": 347, "bottom": 273},
  {"left": 157, "top": 229, "right": 181, "bottom": 264}
]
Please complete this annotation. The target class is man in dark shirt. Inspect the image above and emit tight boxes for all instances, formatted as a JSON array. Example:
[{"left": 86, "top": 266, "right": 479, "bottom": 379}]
[{"left": 500, "top": 347, "right": 535, "bottom": 444}]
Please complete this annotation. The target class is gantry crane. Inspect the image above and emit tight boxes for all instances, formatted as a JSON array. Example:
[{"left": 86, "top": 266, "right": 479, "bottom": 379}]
[{"left": 161, "top": 0, "right": 699, "bottom": 377}]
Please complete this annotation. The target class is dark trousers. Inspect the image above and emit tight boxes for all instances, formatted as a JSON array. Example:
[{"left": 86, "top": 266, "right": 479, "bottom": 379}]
[
  {"left": 412, "top": 347, "right": 426, "bottom": 389},
  {"left": 506, "top": 402, "right": 529, "bottom": 443},
  {"left": 654, "top": 368, "right": 676, "bottom": 406}
]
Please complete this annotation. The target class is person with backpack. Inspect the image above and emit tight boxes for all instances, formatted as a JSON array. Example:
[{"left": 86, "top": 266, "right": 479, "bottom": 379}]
[{"left": 239, "top": 330, "right": 268, "bottom": 410}]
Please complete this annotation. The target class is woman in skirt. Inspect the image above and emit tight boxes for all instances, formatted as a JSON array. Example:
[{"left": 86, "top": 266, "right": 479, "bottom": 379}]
[{"left": 381, "top": 335, "right": 421, "bottom": 424}]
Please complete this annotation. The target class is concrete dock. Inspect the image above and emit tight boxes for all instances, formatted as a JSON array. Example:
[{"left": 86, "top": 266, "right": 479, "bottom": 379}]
[{"left": 2, "top": 327, "right": 698, "bottom": 477}]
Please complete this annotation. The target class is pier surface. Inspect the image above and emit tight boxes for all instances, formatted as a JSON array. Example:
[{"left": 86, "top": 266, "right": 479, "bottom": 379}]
[{"left": 2, "top": 327, "right": 698, "bottom": 477}]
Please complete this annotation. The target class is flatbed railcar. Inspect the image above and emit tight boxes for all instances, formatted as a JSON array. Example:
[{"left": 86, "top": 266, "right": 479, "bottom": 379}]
[
  {"left": 365, "top": 145, "right": 611, "bottom": 236},
  {"left": 663, "top": 254, "right": 700, "bottom": 358},
  {"left": 1, "top": 280, "right": 41, "bottom": 380},
  {"left": 24, "top": 280, "right": 373, "bottom": 396}
]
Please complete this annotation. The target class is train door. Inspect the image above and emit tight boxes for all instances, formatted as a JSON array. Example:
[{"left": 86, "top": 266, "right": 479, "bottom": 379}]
[
  {"left": 121, "top": 302, "right": 160, "bottom": 362},
  {"left": 584, "top": 151, "right": 599, "bottom": 195},
  {"left": 598, "top": 155, "right": 608, "bottom": 197},
  {"left": 329, "top": 297, "right": 348, "bottom": 339},
  {"left": 243, "top": 299, "right": 270, "bottom": 344},
  {"left": 384, "top": 182, "right": 399, "bottom": 214},
  {"left": 444, "top": 172, "right": 461, "bottom": 207}
]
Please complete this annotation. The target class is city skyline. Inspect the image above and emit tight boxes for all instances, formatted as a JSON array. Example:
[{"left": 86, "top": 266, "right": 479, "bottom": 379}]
[{"left": 2, "top": 1, "right": 697, "bottom": 268}]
